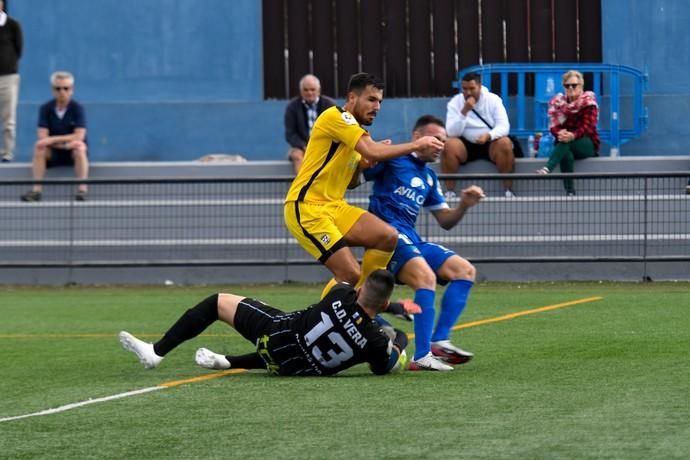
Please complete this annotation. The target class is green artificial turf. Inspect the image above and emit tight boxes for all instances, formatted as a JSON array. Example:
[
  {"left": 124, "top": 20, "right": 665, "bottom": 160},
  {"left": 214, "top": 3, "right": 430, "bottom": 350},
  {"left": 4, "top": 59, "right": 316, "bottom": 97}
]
[{"left": 1, "top": 282, "right": 688, "bottom": 459}]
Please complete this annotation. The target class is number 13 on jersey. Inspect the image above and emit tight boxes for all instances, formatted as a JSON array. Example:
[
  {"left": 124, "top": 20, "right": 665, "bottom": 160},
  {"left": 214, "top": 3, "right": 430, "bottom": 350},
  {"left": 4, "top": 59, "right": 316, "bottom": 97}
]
[{"left": 304, "top": 311, "right": 354, "bottom": 368}]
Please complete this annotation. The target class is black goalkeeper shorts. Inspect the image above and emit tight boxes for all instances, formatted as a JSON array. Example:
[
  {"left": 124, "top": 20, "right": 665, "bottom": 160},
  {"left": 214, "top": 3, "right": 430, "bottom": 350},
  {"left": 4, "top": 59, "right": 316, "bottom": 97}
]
[
  {"left": 234, "top": 298, "right": 318, "bottom": 376},
  {"left": 233, "top": 298, "right": 292, "bottom": 343}
]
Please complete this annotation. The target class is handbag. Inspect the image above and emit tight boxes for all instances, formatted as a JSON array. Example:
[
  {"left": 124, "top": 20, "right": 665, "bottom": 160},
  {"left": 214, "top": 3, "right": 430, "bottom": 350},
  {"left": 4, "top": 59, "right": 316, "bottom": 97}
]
[{"left": 471, "top": 109, "right": 524, "bottom": 158}]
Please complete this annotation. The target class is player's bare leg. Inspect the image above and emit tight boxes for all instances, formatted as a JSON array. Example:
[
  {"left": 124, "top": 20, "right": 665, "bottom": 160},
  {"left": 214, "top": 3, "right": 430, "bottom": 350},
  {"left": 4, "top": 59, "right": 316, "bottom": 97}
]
[
  {"left": 216, "top": 293, "right": 245, "bottom": 326},
  {"left": 323, "top": 247, "right": 361, "bottom": 286},
  {"left": 344, "top": 212, "right": 397, "bottom": 287}
]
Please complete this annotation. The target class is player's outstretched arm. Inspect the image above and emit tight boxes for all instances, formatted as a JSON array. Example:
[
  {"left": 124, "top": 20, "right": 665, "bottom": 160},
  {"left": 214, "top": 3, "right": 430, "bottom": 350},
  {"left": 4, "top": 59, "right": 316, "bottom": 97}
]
[
  {"left": 355, "top": 134, "right": 444, "bottom": 162},
  {"left": 433, "top": 185, "right": 485, "bottom": 230}
]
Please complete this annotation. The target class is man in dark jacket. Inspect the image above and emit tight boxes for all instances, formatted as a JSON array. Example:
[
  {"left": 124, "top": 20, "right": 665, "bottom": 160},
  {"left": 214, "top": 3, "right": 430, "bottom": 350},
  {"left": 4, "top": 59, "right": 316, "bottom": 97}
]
[
  {"left": 0, "top": 0, "right": 23, "bottom": 163},
  {"left": 284, "top": 74, "right": 336, "bottom": 174}
]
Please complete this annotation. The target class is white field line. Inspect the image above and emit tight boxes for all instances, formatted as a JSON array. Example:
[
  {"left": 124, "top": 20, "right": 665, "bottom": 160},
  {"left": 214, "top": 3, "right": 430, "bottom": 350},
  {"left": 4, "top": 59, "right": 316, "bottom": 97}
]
[
  {"left": 0, "top": 369, "right": 245, "bottom": 423},
  {"left": 0, "top": 386, "right": 162, "bottom": 423}
]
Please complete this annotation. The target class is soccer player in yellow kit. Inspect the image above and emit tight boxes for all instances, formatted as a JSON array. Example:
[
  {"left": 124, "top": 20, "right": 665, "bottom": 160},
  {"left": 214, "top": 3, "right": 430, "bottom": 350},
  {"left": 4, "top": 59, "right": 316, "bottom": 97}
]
[{"left": 284, "top": 73, "right": 445, "bottom": 293}]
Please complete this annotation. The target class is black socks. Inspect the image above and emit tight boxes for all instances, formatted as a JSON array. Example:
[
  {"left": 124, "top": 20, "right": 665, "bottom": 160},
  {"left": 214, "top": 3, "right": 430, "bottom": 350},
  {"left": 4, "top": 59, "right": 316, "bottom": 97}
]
[
  {"left": 227, "top": 352, "right": 266, "bottom": 370},
  {"left": 153, "top": 294, "right": 219, "bottom": 356}
]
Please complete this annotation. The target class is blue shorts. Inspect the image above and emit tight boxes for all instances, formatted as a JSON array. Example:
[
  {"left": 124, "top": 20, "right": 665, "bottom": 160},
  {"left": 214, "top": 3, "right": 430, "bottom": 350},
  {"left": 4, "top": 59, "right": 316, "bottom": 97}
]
[{"left": 388, "top": 233, "right": 455, "bottom": 284}]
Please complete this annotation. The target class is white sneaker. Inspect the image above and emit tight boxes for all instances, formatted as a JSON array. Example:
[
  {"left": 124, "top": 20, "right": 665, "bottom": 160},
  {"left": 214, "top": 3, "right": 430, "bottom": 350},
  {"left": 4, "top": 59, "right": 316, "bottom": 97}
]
[
  {"left": 431, "top": 340, "right": 474, "bottom": 365},
  {"left": 119, "top": 331, "right": 163, "bottom": 369},
  {"left": 408, "top": 352, "right": 454, "bottom": 371},
  {"left": 536, "top": 166, "right": 550, "bottom": 175},
  {"left": 444, "top": 190, "right": 457, "bottom": 201},
  {"left": 195, "top": 347, "right": 231, "bottom": 370},
  {"left": 504, "top": 189, "right": 517, "bottom": 198}
]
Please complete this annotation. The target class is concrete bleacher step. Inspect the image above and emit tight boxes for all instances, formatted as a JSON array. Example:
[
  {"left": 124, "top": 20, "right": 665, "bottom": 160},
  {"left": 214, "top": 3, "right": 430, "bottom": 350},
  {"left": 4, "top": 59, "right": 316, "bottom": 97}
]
[
  {"left": 1, "top": 192, "right": 687, "bottom": 265},
  {"left": 2, "top": 157, "right": 688, "bottom": 201},
  {"left": 1, "top": 156, "right": 688, "bottom": 267},
  {"left": 0, "top": 160, "right": 296, "bottom": 179},
  {"left": 1, "top": 156, "right": 688, "bottom": 180}
]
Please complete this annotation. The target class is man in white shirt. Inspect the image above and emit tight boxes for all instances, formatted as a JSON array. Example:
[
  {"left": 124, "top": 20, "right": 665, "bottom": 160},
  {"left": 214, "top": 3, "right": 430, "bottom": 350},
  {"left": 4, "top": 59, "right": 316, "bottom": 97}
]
[{"left": 442, "top": 72, "right": 516, "bottom": 198}]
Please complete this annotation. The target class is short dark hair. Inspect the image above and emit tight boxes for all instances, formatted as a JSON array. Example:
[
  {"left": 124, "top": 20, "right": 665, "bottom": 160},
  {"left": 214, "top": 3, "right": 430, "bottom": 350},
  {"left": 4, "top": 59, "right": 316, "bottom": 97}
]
[
  {"left": 359, "top": 269, "right": 395, "bottom": 311},
  {"left": 462, "top": 72, "right": 482, "bottom": 84},
  {"left": 413, "top": 114, "right": 445, "bottom": 132},
  {"left": 347, "top": 73, "right": 385, "bottom": 94}
]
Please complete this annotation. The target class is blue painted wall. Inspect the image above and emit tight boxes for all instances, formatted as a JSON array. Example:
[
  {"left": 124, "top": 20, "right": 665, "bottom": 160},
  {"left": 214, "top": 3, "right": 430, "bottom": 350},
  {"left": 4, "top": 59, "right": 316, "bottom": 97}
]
[
  {"left": 601, "top": 0, "right": 690, "bottom": 155},
  {"left": 11, "top": 0, "right": 265, "bottom": 161},
  {"left": 7, "top": 0, "right": 690, "bottom": 161},
  {"left": 16, "top": 0, "right": 261, "bottom": 102}
]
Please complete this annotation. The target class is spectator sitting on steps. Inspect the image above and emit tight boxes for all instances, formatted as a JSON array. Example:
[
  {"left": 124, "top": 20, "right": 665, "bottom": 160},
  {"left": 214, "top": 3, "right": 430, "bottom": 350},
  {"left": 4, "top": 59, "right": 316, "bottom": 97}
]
[
  {"left": 284, "top": 74, "right": 336, "bottom": 175},
  {"left": 536, "top": 70, "right": 600, "bottom": 196},
  {"left": 442, "top": 72, "right": 516, "bottom": 198},
  {"left": 21, "top": 71, "right": 88, "bottom": 202}
]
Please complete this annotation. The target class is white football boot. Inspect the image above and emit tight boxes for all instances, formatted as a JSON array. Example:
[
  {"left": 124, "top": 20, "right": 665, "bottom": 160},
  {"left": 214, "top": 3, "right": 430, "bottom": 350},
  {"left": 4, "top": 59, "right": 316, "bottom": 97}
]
[
  {"left": 408, "top": 352, "right": 454, "bottom": 371},
  {"left": 119, "top": 331, "right": 163, "bottom": 369},
  {"left": 195, "top": 347, "right": 231, "bottom": 370}
]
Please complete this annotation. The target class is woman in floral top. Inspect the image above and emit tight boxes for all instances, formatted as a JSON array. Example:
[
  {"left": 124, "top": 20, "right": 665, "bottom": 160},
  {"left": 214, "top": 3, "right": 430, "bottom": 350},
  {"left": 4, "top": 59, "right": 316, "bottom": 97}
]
[{"left": 537, "top": 70, "right": 599, "bottom": 195}]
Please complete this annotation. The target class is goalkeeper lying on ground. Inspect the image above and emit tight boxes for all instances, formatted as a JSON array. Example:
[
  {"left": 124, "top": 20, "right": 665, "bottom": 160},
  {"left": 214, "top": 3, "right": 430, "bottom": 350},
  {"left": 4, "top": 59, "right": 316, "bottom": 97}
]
[{"left": 119, "top": 270, "right": 416, "bottom": 376}]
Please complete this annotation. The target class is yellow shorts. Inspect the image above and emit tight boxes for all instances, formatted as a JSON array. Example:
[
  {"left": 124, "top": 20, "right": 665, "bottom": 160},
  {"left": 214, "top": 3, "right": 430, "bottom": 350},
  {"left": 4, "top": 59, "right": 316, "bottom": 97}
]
[{"left": 284, "top": 200, "right": 366, "bottom": 262}]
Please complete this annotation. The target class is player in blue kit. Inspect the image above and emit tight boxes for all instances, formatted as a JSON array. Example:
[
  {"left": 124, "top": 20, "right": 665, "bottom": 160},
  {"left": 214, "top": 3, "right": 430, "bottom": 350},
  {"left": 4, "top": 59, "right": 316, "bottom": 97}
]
[{"left": 363, "top": 115, "right": 485, "bottom": 371}]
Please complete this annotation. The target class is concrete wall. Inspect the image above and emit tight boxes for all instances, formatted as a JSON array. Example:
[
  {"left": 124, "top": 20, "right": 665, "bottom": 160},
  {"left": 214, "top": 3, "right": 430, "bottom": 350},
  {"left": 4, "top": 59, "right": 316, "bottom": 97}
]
[
  {"left": 3, "top": 261, "right": 688, "bottom": 286},
  {"left": 10, "top": 0, "right": 264, "bottom": 161},
  {"left": 6, "top": 0, "right": 690, "bottom": 162},
  {"left": 14, "top": 0, "right": 262, "bottom": 102},
  {"left": 602, "top": 0, "right": 690, "bottom": 156}
]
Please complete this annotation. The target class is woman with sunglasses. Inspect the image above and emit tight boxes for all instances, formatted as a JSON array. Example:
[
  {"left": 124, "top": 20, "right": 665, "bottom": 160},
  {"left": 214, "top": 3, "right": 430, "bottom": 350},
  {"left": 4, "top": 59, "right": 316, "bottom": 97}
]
[{"left": 536, "top": 70, "right": 600, "bottom": 195}]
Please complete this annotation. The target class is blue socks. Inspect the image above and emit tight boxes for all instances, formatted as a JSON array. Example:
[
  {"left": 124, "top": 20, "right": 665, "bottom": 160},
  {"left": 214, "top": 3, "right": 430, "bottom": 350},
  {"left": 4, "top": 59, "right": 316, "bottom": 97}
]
[
  {"left": 398, "top": 280, "right": 474, "bottom": 359},
  {"left": 412, "top": 288, "right": 436, "bottom": 360},
  {"left": 432, "top": 279, "right": 473, "bottom": 343}
]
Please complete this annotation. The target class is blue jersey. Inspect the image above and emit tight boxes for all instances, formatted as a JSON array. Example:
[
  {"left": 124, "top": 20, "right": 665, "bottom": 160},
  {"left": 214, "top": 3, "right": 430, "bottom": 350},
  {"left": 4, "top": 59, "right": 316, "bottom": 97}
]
[{"left": 364, "top": 154, "right": 448, "bottom": 242}]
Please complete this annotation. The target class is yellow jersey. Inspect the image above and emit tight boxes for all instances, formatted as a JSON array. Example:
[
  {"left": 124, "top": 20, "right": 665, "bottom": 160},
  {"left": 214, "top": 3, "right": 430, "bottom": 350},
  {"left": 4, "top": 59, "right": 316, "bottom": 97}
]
[{"left": 285, "top": 106, "right": 367, "bottom": 203}]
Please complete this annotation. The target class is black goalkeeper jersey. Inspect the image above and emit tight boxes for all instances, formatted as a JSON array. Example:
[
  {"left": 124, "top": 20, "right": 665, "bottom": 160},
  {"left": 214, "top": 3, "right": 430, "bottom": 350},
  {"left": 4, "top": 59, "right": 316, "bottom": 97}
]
[{"left": 279, "top": 283, "right": 392, "bottom": 376}]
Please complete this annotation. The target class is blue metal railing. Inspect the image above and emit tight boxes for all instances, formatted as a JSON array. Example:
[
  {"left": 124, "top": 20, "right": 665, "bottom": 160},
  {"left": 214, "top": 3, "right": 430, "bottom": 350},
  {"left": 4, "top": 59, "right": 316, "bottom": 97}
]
[{"left": 455, "top": 63, "right": 649, "bottom": 156}]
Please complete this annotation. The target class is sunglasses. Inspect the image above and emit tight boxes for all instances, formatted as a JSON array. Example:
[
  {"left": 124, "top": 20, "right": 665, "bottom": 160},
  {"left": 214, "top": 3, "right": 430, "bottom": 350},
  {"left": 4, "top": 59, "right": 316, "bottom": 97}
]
[
  {"left": 53, "top": 86, "right": 72, "bottom": 92},
  {"left": 564, "top": 83, "right": 580, "bottom": 89}
]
